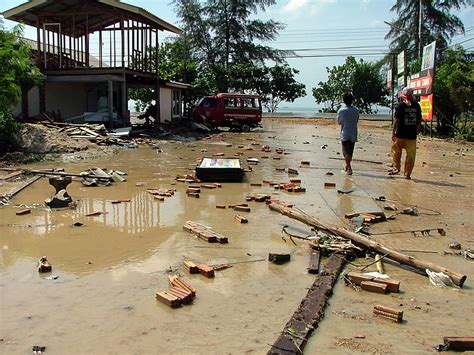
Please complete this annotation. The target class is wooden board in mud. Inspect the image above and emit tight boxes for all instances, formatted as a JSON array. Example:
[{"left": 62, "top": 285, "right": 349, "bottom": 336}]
[{"left": 268, "top": 254, "right": 347, "bottom": 354}]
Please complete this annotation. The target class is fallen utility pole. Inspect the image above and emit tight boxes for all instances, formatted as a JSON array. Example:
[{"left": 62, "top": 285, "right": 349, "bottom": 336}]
[
  {"left": 0, "top": 175, "right": 42, "bottom": 204},
  {"left": 268, "top": 254, "right": 346, "bottom": 354},
  {"left": 268, "top": 203, "right": 467, "bottom": 287},
  {"left": 22, "top": 169, "right": 113, "bottom": 180}
]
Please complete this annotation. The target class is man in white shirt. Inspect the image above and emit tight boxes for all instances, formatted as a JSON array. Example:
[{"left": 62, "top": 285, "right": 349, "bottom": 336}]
[{"left": 337, "top": 93, "right": 359, "bottom": 175}]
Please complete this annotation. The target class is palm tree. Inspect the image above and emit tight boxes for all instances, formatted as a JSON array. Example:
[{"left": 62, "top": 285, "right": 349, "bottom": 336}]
[{"left": 385, "top": 0, "right": 469, "bottom": 62}]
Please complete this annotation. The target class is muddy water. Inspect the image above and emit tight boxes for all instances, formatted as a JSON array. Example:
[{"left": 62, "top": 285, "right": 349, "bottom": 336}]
[{"left": 1, "top": 120, "right": 473, "bottom": 354}]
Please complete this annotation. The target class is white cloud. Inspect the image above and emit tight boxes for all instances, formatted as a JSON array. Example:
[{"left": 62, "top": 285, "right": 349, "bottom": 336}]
[{"left": 282, "top": 0, "right": 309, "bottom": 14}]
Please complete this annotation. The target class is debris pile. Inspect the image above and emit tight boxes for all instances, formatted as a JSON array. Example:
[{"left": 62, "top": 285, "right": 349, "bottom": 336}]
[{"left": 183, "top": 221, "right": 229, "bottom": 243}]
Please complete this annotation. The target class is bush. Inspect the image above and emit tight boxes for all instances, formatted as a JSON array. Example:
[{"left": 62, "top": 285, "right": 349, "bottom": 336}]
[{"left": 0, "top": 109, "right": 22, "bottom": 154}]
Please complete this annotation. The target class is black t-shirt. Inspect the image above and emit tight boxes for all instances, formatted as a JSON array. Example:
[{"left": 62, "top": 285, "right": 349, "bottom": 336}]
[{"left": 394, "top": 101, "right": 422, "bottom": 140}]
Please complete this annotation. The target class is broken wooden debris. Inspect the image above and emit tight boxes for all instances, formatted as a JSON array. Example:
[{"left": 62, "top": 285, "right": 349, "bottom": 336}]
[
  {"left": 308, "top": 251, "right": 320, "bottom": 274},
  {"left": 0, "top": 170, "right": 24, "bottom": 181},
  {"left": 373, "top": 305, "right": 403, "bottom": 323},
  {"left": 268, "top": 254, "right": 346, "bottom": 354},
  {"left": 235, "top": 214, "right": 248, "bottom": 223},
  {"left": 268, "top": 202, "right": 467, "bottom": 287},
  {"left": 436, "top": 337, "right": 474, "bottom": 351},
  {"left": 324, "top": 182, "right": 336, "bottom": 188},
  {"left": 287, "top": 168, "right": 299, "bottom": 175},
  {"left": 268, "top": 253, "right": 291, "bottom": 265},
  {"left": 211, "top": 264, "right": 233, "bottom": 271},
  {"left": 38, "top": 256, "right": 52, "bottom": 273},
  {"left": 16, "top": 209, "right": 32, "bottom": 216},
  {"left": 85, "top": 211, "right": 105, "bottom": 217},
  {"left": 183, "top": 221, "right": 229, "bottom": 244}
]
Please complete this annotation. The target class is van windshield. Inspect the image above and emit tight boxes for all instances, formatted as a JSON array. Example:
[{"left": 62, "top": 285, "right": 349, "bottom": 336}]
[{"left": 197, "top": 97, "right": 217, "bottom": 108}]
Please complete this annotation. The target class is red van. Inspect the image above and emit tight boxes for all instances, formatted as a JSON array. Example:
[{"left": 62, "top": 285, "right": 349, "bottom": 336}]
[{"left": 192, "top": 93, "right": 262, "bottom": 131}]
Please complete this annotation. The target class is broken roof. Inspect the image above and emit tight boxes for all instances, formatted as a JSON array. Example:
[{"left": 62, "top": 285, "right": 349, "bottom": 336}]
[{"left": 2, "top": 0, "right": 182, "bottom": 36}]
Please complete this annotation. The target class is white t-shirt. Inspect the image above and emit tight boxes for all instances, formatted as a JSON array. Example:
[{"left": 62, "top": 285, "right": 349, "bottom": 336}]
[{"left": 337, "top": 105, "right": 359, "bottom": 142}]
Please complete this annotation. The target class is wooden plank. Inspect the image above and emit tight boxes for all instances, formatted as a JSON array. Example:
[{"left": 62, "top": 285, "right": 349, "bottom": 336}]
[
  {"left": 268, "top": 254, "right": 346, "bottom": 354},
  {"left": 0, "top": 170, "right": 23, "bottom": 181}
]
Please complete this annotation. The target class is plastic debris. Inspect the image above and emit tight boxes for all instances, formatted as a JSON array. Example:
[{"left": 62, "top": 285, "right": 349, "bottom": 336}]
[{"left": 426, "top": 269, "right": 454, "bottom": 287}]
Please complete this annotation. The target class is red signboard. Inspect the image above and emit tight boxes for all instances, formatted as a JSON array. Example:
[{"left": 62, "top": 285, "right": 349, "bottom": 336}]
[
  {"left": 409, "top": 69, "right": 434, "bottom": 95},
  {"left": 420, "top": 94, "right": 433, "bottom": 121}
]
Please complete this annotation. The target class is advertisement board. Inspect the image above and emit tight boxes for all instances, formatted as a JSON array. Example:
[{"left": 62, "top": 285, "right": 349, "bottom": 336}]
[
  {"left": 387, "top": 68, "right": 393, "bottom": 89},
  {"left": 420, "top": 94, "right": 433, "bottom": 121},
  {"left": 421, "top": 41, "right": 436, "bottom": 71},
  {"left": 397, "top": 51, "right": 405, "bottom": 75}
]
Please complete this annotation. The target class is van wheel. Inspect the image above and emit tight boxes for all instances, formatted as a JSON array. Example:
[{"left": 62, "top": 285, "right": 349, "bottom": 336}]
[{"left": 241, "top": 124, "right": 250, "bottom": 132}]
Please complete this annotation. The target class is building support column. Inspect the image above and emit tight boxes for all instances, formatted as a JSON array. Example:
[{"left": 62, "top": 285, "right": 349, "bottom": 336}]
[
  {"left": 155, "top": 80, "right": 160, "bottom": 125},
  {"left": 108, "top": 79, "right": 114, "bottom": 129},
  {"left": 121, "top": 77, "right": 128, "bottom": 125}
]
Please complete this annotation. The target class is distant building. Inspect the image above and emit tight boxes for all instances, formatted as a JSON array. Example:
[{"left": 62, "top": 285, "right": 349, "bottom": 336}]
[{"left": 3, "top": 0, "right": 188, "bottom": 126}]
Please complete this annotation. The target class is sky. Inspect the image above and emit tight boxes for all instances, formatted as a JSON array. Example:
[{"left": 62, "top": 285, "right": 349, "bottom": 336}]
[{"left": 1, "top": 0, "right": 473, "bottom": 108}]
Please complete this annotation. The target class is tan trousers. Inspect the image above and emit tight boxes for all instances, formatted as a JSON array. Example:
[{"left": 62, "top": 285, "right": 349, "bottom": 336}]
[{"left": 391, "top": 138, "right": 417, "bottom": 177}]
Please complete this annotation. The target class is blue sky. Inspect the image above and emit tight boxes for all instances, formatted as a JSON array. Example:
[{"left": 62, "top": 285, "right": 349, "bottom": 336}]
[{"left": 1, "top": 0, "right": 473, "bottom": 108}]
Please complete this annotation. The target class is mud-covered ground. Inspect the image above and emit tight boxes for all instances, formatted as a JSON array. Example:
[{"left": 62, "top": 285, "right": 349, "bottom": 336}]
[{"left": 0, "top": 118, "right": 473, "bottom": 354}]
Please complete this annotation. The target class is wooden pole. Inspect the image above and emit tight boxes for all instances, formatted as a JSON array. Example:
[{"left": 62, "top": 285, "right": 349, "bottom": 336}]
[{"left": 268, "top": 203, "right": 467, "bottom": 287}]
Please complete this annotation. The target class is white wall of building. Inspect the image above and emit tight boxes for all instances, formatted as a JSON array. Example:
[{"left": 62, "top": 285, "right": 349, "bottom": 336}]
[{"left": 160, "top": 87, "right": 172, "bottom": 123}]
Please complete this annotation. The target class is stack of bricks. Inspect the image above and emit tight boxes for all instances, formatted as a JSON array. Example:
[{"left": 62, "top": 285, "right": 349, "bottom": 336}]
[
  {"left": 175, "top": 174, "right": 201, "bottom": 183},
  {"left": 155, "top": 276, "right": 196, "bottom": 308},
  {"left": 147, "top": 188, "right": 176, "bottom": 202},
  {"left": 373, "top": 305, "right": 403, "bottom": 323},
  {"left": 183, "top": 221, "right": 229, "bottom": 243},
  {"left": 186, "top": 185, "right": 201, "bottom": 198},
  {"left": 183, "top": 260, "right": 216, "bottom": 278},
  {"left": 229, "top": 203, "right": 251, "bottom": 212},
  {"left": 246, "top": 194, "right": 271, "bottom": 202},
  {"left": 273, "top": 182, "right": 306, "bottom": 193},
  {"left": 346, "top": 271, "right": 400, "bottom": 294}
]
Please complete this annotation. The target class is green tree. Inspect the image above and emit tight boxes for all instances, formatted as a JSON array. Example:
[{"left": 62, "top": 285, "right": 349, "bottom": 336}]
[
  {"left": 0, "top": 21, "right": 41, "bottom": 153},
  {"left": 385, "top": 0, "right": 468, "bottom": 63},
  {"left": 434, "top": 47, "right": 473, "bottom": 135},
  {"left": 312, "top": 57, "right": 388, "bottom": 114},
  {"left": 173, "top": 0, "right": 288, "bottom": 92},
  {"left": 261, "top": 65, "right": 306, "bottom": 112}
]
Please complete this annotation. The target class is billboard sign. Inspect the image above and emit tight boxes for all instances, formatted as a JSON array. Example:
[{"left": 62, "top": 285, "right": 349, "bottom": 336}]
[
  {"left": 421, "top": 41, "right": 436, "bottom": 71},
  {"left": 420, "top": 94, "right": 433, "bottom": 121},
  {"left": 387, "top": 68, "right": 393, "bottom": 89},
  {"left": 409, "top": 69, "right": 434, "bottom": 95},
  {"left": 397, "top": 51, "right": 405, "bottom": 75}
]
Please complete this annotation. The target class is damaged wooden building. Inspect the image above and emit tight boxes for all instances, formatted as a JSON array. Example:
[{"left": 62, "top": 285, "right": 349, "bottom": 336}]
[{"left": 3, "top": 0, "right": 187, "bottom": 127}]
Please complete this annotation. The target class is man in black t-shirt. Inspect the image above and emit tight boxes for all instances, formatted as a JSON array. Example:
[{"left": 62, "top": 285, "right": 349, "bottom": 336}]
[{"left": 390, "top": 88, "right": 422, "bottom": 179}]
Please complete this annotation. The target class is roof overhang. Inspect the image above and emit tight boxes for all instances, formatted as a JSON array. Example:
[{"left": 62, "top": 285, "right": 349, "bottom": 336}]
[{"left": 2, "top": 0, "right": 182, "bottom": 35}]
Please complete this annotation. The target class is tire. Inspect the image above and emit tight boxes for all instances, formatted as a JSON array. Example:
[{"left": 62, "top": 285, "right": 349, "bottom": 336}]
[{"left": 241, "top": 124, "right": 250, "bottom": 132}]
